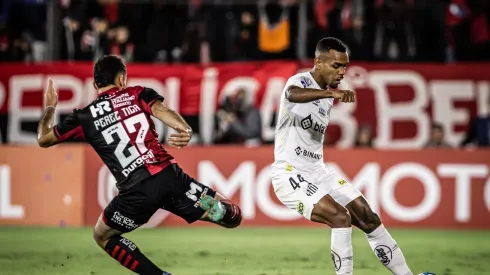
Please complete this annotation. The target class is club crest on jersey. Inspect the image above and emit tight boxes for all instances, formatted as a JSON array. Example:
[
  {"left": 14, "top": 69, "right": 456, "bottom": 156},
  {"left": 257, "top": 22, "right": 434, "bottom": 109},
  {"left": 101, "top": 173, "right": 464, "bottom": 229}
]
[
  {"left": 300, "top": 77, "right": 312, "bottom": 88},
  {"left": 306, "top": 183, "right": 319, "bottom": 196},
  {"left": 318, "top": 107, "right": 326, "bottom": 117}
]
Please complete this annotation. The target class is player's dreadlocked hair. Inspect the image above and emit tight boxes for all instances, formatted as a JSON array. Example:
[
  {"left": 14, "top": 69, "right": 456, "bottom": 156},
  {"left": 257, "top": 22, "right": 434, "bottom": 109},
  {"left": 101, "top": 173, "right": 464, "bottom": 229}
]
[
  {"left": 93, "top": 55, "right": 127, "bottom": 88},
  {"left": 315, "top": 37, "right": 348, "bottom": 56}
]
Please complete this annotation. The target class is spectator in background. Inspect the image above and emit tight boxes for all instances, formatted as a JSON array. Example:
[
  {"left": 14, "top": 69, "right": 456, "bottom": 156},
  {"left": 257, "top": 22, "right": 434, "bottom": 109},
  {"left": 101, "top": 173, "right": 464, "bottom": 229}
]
[
  {"left": 374, "top": 0, "right": 415, "bottom": 61},
  {"left": 460, "top": 97, "right": 490, "bottom": 147},
  {"left": 424, "top": 122, "right": 452, "bottom": 148},
  {"left": 447, "top": 0, "right": 490, "bottom": 61},
  {"left": 310, "top": 0, "right": 376, "bottom": 61},
  {"left": 21, "top": 0, "right": 47, "bottom": 62},
  {"left": 63, "top": 0, "right": 108, "bottom": 61},
  {"left": 179, "top": 0, "right": 210, "bottom": 63},
  {"left": 1, "top": 0, "right": 45, "bottom": 62},
  {"left": 339, "top": 0, "right": 375, "bottom": 61},
  {"left": 4, "top": 0, "right": 490, "bottom": 64},
  {"left": 62, "top": 0, "right": 135, "bottom": 62},
  {"left": 354, "top": 124, "right": 374, "bottom": 147},
  {"left": 412, "top": 0, "right": 447, "bottom": 62},
  {"left": 311, "top": 0, "right": 339, "bottom": 54},
  {"left": 106, "top": 25, "right": 133, "bottom": 62},
  {"left": 466, "top": 0, "right": 490, "bottom": 60},
  {"left": 444, "top": 0, "right": 470, "bottom": 62},
  {"left": 214, "top": 88, "right": 262, "bottom": 147},
  {"left": 204, "top": 0, "right": 236, "bottom": 62},
  {"left": 146, "top": 2, "right": 188, "bottom": 63},
  {"left": 233, "top": 5, "right": 259, "bottom": 61},
  {"left": 0, "top": 24, "right": 32, "bottom": 61},
  {"left": 257, "top": 0, "right": 296, "bottom": 60}
]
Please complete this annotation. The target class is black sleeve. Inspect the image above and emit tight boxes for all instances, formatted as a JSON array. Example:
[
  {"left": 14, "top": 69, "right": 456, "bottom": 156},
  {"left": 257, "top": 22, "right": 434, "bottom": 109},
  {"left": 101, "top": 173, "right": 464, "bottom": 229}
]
[
  {"left": 53, "top": 111, "right": 85, "bottom": 143},
  {"left": 138, "top": 87, "right": 164, "bottom": 115}
]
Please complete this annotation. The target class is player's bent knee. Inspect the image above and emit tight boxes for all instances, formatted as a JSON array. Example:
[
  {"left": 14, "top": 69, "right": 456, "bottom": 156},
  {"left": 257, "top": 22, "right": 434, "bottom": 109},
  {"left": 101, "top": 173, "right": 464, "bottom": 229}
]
[
  {"left": 93, "top": 226, "right": 107, "bottom": 246},
  {"left": 352, "top": 202, "right": 382, "bottom": 233},
  {"left": 93, "top": 214, "right": 121, "bottom": 247},
  {"left": 332, "top": 208, "right": 351, "bottom": 228},
  {"left": 313, "top": 203, "right": 351, "bottom": 228},
  {"left": 359, "top": 212, "right": 382, "bottom": 233}
]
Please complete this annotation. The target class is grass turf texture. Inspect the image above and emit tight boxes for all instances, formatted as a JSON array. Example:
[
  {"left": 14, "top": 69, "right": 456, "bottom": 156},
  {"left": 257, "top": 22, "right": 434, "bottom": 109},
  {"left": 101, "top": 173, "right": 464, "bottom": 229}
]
[{"left": 1, "top": 227, "right": 489, "bottom": 275}]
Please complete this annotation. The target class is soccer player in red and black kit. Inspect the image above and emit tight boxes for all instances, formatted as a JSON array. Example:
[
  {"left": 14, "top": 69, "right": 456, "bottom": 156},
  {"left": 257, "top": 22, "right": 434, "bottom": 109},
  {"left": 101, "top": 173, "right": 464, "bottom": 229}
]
[{"left": 36, "top": 55, "right": 243, "bottom": 275}]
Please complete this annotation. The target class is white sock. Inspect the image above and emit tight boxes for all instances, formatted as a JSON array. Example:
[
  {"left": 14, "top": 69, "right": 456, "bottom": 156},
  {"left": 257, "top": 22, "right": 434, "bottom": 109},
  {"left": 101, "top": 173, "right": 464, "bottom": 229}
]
[
  {"left": 331, "top": 227, "right": 354, "bottom": 275},
  {"left": 366, "top": 225, "right": 412, "bottom": 275}
]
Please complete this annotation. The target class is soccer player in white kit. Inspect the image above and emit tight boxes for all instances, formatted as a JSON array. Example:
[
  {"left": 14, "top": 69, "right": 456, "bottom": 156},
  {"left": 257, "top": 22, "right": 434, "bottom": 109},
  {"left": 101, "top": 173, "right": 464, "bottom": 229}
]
[{"left": 271, "top": 37, "right": 413, "bottom": 275}]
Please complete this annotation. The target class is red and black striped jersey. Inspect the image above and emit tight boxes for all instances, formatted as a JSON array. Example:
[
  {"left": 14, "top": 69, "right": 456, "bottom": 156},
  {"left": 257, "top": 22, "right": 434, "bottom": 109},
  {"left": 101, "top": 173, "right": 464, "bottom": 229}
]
[{"left": 54, "top": 86, "right": 175, "bottom": 190}]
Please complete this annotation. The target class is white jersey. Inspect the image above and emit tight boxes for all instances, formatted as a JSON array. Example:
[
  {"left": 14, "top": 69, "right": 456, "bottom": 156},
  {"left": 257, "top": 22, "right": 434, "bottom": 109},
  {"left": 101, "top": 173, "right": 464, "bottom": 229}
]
[
  {"left": 270, "top": 72, "right": 364, "bottom": 221},
  {"left": 271, "top": 72, "right": 334, "bottom": 174}
]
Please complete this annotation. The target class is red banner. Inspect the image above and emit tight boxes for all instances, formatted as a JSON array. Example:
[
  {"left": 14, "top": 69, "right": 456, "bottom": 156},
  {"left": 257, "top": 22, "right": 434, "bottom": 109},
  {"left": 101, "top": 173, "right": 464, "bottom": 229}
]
[
  {"left": 0, "top": 62, "right": 488, "bottom": 147},
  {"left": 0, "top": 146, "right": 85, "bottom": 226},
  {"left": 83, "top": 145, "right": 490, "bottom": 229}
]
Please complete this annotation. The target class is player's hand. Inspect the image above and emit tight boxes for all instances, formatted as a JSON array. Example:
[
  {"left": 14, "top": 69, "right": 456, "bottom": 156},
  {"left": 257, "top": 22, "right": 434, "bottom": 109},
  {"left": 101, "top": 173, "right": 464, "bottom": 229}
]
[
  {"left": 331, "top": 90, "right": 355, "bottom": 103},
  {"left": 225, "top": 113, "right": 236, "bottom": 122},
  {"left": 168, "top": 128, "right": 193, "bottom": 149},
  {"left": 44, "top": 78, "right": 58, "bottom": 108}
]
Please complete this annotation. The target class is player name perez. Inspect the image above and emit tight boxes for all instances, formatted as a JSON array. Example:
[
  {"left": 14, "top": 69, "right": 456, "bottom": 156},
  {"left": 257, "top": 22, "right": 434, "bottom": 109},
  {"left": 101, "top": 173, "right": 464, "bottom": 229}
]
[
  {"left": 93, "top": 105, "right": 141, "bottom": 130},
  {"left": 122, "top": 149, "right": 156, "bottom": 177}
]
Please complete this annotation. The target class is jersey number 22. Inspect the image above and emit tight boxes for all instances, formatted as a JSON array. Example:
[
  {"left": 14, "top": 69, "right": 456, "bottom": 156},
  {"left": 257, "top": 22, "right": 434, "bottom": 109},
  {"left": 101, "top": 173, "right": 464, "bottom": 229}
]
[{"left": 101, "top": 113, "right": 150, "bottom": 168}]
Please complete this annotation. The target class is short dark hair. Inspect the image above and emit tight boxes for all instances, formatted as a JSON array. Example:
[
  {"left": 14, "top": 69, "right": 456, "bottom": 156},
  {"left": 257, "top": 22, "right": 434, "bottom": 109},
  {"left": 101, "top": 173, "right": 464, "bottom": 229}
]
[
  {"left": 316, "top": 37, "right": 348, "bottom": 55},
  {"left": 93, "top": 55, "right": 127, "bottom": 88},
  {"left": 431, "top": 122, "right": 444, "bottom": 131}
]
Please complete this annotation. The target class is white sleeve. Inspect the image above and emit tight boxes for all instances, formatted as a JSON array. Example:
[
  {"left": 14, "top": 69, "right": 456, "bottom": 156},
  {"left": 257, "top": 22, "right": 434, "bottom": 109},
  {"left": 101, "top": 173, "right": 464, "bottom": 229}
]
[
  {"left": 282, "top": 75, "right": 306, "bottom": 112},
  {"left": 285, "top": 75, "right": 305, "bottom": 90},
  {"left": 283, "top": 75, "right": 305, "bottom": 104}
]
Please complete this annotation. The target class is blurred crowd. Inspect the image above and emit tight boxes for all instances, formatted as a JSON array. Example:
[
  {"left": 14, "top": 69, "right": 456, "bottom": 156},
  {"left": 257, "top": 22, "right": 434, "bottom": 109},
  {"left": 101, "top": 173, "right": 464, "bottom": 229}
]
[
  {"left": 1, "top": 0, "right": 489, "bottom": 149},
  {"left": 1, "top": 0, "right": 490, "bottom": 63},
  {"left": 214, "top": 88, "right": 490, "bottom": 149}
]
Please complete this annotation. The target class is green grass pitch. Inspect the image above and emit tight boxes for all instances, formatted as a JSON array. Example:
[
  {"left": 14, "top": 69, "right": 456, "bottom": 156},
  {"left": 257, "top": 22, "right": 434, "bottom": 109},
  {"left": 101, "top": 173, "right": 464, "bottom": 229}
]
[{"left": 1, "top": 226, "right": 489, "bottom": 275}]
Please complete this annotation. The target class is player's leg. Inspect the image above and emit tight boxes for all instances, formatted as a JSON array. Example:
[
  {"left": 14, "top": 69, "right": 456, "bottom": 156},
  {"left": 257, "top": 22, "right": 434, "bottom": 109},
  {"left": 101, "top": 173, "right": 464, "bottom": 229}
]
[
  {"left": 272, "top": 172, "right": 353, "bottom": 275},
  {"left": 199, "top": 192, "right": 243, "bottom": 228},
  {"left": 323, "top": 164, "right": 412, "bottom": 275},
  {"left": 93, "top": 213, "right": 171, "bottom": 275},
  {"left": 159, "top": 164, "right": 242, "bottom": 229},
  {"left": 94, "top": 193, "right": 172, "bottom": 275},
  {"left": 345, "top": 196, "right": 413, "bottom": 275},
  {"left": 311, "top": 194, "right": 354, "bottom": 275}
]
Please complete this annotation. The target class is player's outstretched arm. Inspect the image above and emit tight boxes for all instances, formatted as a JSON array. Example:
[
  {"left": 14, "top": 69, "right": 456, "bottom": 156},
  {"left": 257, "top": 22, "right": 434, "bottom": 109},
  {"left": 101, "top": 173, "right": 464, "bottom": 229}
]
[
  {"left": 151, "top": 101, "right": 193, "bottom": 149},
  {"left": 37, "top": 79, "right": 59, "bottom": 148},
  {"left": 286, "top": 86, "right": 355, "bottom": 103}
]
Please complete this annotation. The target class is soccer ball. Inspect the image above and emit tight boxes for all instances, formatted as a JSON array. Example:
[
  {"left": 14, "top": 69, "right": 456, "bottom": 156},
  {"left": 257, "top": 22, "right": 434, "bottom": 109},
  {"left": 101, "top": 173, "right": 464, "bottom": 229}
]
[{"left": 418, "top": 273, "right": 436, "bottom": 275}]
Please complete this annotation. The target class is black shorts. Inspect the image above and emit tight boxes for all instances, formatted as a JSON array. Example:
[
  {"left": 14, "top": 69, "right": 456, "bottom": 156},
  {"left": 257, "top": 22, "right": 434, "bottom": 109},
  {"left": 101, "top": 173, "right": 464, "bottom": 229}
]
[{"left": 102, "top": 163, "right": 216, "bottom": 232}]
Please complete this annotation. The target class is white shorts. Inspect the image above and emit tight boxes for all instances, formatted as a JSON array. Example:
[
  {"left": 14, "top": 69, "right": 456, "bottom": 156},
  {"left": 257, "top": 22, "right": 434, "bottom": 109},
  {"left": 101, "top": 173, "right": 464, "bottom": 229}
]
[{"left": 271, "top": 165, "right": 362, "bottom": 220}]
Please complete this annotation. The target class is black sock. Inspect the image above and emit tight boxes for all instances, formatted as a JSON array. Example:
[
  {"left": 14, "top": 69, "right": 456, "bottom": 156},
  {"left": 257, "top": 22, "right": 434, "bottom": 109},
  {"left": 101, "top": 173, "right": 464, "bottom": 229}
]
[{"left": 104, "top": 235, "right": 169, "bottom": 275}]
